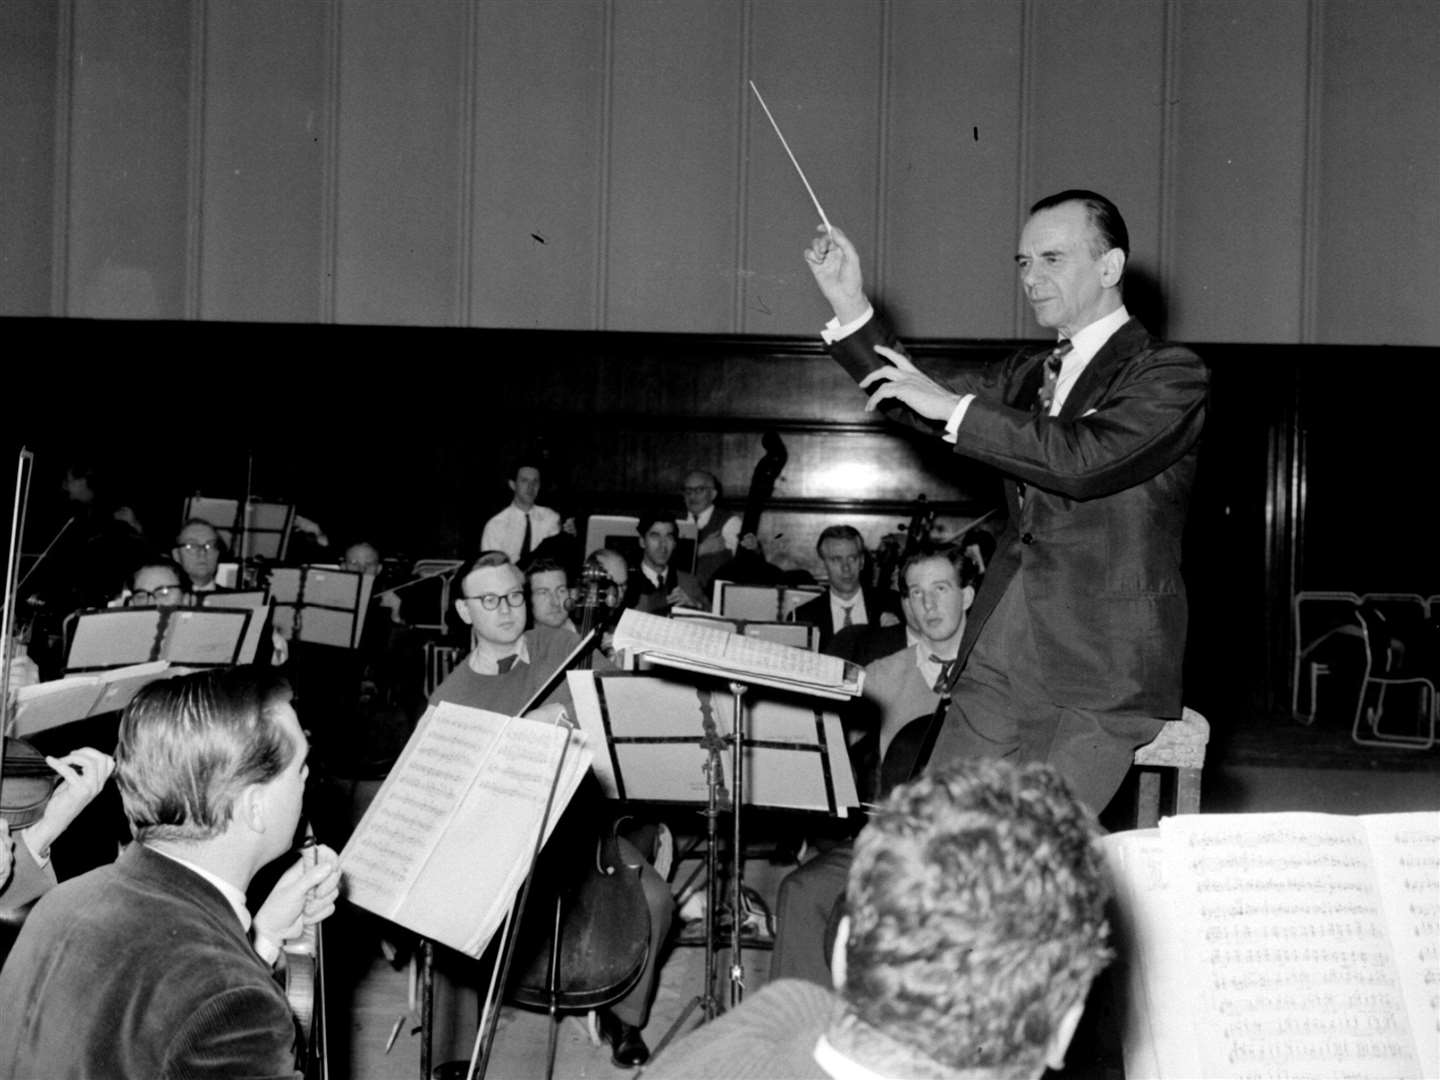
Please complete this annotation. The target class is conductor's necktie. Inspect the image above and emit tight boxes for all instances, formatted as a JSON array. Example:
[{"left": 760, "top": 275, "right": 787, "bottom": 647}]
[{"left": 1034, "top": 339, "right": 1073, "bottom": 415}]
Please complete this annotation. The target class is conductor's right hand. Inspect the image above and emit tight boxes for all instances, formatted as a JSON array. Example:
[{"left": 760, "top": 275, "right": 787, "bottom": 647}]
[{"left": 804, "top": 225, "right": 870, "bottom": 325}]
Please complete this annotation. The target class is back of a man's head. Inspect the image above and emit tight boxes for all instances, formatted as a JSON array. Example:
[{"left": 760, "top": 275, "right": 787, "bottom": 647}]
[
  {"left": 838, "top": 760, "right": 1111, "bottom": 1079},
  {"left": 117, "top": 667, "right": 296, "bottom": 844}
]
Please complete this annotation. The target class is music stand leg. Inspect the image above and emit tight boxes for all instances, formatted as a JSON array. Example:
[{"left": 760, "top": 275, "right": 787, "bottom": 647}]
[
  {"left": 728, "top": 680, "right": 747, "bottom": 1008},
  {"left": 420, "top": 939, "right": 434, "bottom": 1080}
]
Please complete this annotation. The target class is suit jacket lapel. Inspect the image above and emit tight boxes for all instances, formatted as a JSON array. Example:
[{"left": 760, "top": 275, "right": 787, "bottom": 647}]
[{"left": 1058, "top": 318, "right": 1151, "bottom": 420}]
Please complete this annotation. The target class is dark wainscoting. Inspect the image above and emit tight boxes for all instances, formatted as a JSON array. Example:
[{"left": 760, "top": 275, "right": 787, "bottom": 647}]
[{"left": 8, "top": 318, "right": 1438, "bottom": 730}]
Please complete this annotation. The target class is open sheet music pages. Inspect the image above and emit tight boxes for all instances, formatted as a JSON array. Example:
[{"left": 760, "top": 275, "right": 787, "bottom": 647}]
[
  {"left": 338, "top": 701, "right": 591, "bottom": 958},
  {"left": 11, "top": 661, "right": 175, "bottom": 737},
  {"left": 1104, "top": 811, "right": 1440, "bottom": 1079},
  {"left": 611, "top": 609, "right": 861, "bottom": 700}
]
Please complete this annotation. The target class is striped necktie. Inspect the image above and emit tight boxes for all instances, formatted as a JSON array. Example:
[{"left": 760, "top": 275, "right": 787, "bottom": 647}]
[{"left": 1034, "top": 339, "right": 1074, "bottom": 415}]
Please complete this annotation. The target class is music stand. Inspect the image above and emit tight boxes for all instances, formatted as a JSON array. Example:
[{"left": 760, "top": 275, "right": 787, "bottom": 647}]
[{"left": 567, "top": 668, "right": 858, "bottom": 1027}]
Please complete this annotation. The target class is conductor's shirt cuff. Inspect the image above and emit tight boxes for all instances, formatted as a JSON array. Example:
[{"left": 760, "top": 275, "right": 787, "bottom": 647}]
[
  {"left": 820, "top": 305, "right": 875, "bottom": 344},
  {"left": 944, "top": 397, "right": 976, "bottom": 444}
]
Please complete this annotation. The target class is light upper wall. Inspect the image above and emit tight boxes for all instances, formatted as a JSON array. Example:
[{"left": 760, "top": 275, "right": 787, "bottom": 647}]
[{"left": 3, "top": 0, "right": 1437, "bottom": 344}]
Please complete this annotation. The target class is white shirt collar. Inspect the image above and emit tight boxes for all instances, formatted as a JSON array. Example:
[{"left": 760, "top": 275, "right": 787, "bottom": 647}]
[
  {"left": 642, "top": 562, "right": 667, "bottom": 588},
  {"left": 1061, "top": 304, "right": 1129, "bottom": 368},
  {"left": 688, "top": 505, "right": 715, "bottom": 529},
  {"left": 146, "top": 844, "right": 251, "bottom": 933},
  {"left": 468, "top": 633, "right": 531, "bottom": 675}
]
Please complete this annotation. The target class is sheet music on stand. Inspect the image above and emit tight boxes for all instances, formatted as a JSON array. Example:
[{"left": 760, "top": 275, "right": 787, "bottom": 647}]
[
  {"left": 568, "top": 669, "right": 858, "bottom": 817},
  {"left": 269, "top": 566, "right": 374, "bottom": 649},
  {"left": 338, "top": 701, "right": 591, "bottom": 958},
  {"left": 671, "top": 607, "right": 820, "bottom": 651},
  {"left": 610, "top": 608, "right": 862, "bottom": 700},
  {"left": 12, "top": 660, "right": 178, "bottom": 737},
  {"left": 64, "top": 607, "right": 253, "bottom": 673},
  {"left": 184, "top": 495, "right": 295, "bottom": 562}
]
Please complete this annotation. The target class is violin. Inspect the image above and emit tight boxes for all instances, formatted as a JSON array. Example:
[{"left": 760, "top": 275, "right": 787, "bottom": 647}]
[
  {"left": 3, "top": 449, "right": 58, "bottom": 834},
  {"left": 283, "top": 834, "right": 329, "bottom": 1079}
]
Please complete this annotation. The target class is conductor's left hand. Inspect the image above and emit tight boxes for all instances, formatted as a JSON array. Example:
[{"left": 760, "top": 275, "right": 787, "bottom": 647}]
[{"left": 859, "top": 344, "right": 963, "bottom": 422}]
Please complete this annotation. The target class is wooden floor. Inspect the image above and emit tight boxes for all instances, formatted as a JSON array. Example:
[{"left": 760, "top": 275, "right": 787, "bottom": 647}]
[{"left": 328, "top": 716, "right": 1439, "bottom": 1080}]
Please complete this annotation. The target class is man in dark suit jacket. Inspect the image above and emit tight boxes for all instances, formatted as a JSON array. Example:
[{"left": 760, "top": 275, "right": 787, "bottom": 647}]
[
  {"left": 623, "top": 511, "right": 705, "bottom": 616},
  {"left": 804, "top": 190, "right": 1207, "bottom": 813},
  {"left": 0, "top": 668, "right": 340, "bottom": 1078},
  {"left": 791, "top": 525, "right": 901, "bottom": 657}
]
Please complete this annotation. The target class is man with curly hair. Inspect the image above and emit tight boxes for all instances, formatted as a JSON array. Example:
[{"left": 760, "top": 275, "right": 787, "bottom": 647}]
[{"left": 648, "top": 759, "right": 1112, "bottom": 1080}]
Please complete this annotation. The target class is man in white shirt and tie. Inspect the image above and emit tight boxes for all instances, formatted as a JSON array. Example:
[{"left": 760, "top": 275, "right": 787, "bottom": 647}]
[
  {"left": 479, "top": 462, "right": 561, "bottom": 567},
  {"left": 792, "top": 525, "right": 901, "bottom": 655}
]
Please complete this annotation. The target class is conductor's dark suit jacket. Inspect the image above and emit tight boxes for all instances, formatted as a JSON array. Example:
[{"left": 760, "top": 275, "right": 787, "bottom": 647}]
[
  {"left": 0, "top": 842, "right": 300, "bottom": 1079},
  {"left": 831, "top": 315, "right": 1208, "bottom": 721}
]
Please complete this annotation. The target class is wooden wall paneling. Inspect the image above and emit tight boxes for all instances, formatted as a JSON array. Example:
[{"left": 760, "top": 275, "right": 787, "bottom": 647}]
[
  {"left": 0, "top": 0, "right": 60, "bottom": 317},
  {"left": 1168, "top": 2, "right": 1309, "bottom": 343},
  {"left": 468, "top": 0, "right": 607, "bottom": 329},
  {"left": 884, "top": 1, "right": 1024, "bottom": 338},
  {"left": 742, "top": 0, "right": 883, "bottom": 335},
  {"left": 333, "top": 0, "right": 466, "bottom": 326},
  {"left": 605, "top": 0, "right": 745, "bottom": 333},
  {"left": 1314, "top": 0, "right": 1440, "bottom": 346},
  {"left": 1024, "top": 1, "right": 1166, "bottom": 334},
  {"left": 66, "top": 0, "right": 193, "bottom": 320},
  {"left": 199, "top": 1, "right": 328, "bottom": 323}
]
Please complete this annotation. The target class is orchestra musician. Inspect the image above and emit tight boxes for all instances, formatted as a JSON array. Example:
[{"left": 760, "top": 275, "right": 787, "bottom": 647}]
[
  {"left": 622, "top": 512, "right": 704, "bottom": 617},
  {"left": 680, "top": 469, "right": 742, "bottom": 592},
  {"left": 173, "top": 519, "right": 228, "bottom": 594},
  {"left": 479, "top": 461, "right": 564, "bottom": 568},
  {"left": 0, "top": 747, "right": 114, "bottom": 912},
  {"left": 526, "top": 558, "right": 577, "bottom": 633},
  {"left": 427, "top": 552, "right": 674, "bottom": 1072},
  {"left": 804, "top": 190, "right": 1207, "bottom": 814},
  {"left": 771, "top": 545, "right": 977, "bottom": 986},
  {"left": 647, "top": 760, "right": 1113, "bottom": 1080},
  {"left": 791, "top": 525, "right": 902, "bottom": 656},
  {"left": 0, "top": 667, "right": 341, "bottom": 1078}
]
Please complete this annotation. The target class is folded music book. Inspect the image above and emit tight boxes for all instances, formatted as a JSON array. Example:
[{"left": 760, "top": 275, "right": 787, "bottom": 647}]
[
  {"left": 11, "top": 661, "right": 177, "bottom": 737},
  {"left": 269, "top": 566, "right": 373, "bottom": 649},
  {"left": 65, "top": 607, "right": 253, "bottom": 673},
  {"left": 567, "top": 669, "right": 859, "bottom": 817},
  {"left": 1104, "top": 811, "right": 1439, "bottom": 1080},
  {"left": 611, "top": 608, "right": 861, "bottom": 700},
  {"left": 338, "top": 701, "right": 591, "bottom": 959}
]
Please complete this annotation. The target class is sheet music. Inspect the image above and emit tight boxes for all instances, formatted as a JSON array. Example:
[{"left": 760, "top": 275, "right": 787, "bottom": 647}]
[
  {"left": 340, "top": 702, "right": 591, "bottom": 958},
  {"left": 613, "top": 609, "right": 857, "bottom": 696},
  {"left": 12, "top": 661, "right": 173, "bottom": 737},
  {"left": 1362, "top": 812, "right": 1440, "bottom": 1079},
  {"left": 1161, "top": 812, "right": 1426, "bottom": 1079},
  {"left": 162, "top": 610, "right": 250, "bottom": 666}
]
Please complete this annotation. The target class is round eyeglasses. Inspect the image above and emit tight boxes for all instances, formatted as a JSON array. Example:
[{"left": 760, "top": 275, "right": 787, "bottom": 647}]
[{"left": 463, "top": 590, "right": 526, "bottom": 611}]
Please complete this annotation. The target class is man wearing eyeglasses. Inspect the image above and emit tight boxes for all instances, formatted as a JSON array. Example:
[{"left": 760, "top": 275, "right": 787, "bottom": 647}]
[
  {"left": 125, "top": 561, "right": 190, "bottom": 607},
  {"left": 172, "top": 519, "right": 227, "bottom": 594},
  {"left": 427, "top": 550, "right": 674, "bottom": 1072}
]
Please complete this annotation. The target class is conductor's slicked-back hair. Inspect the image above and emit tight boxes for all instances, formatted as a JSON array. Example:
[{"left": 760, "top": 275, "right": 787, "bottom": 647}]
[
  {"left": 117, "top": 667, "right": 296, "bottom": 843},
  {"left": 1030, "top": 189, "right": 1129, "bottom": 261},
  {"left": 839, "top": 760, "right": 1112, "bottom": 1077}
]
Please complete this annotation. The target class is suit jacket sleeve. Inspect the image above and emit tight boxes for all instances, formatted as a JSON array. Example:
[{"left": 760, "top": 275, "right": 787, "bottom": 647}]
[
  {"left": 0, "top": 836, "right": 57, "bottom": 910},
  {"left": 830, "top": 315, "right": 1208, "bottom": 501},
  {"left": 165, "top": 985, "right": 301, "bottom": 1079}
]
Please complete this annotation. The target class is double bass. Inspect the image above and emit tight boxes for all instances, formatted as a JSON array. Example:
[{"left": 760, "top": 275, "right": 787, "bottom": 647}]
[{"left": 709, "top": 430, "right": 788, "bottom": 586}]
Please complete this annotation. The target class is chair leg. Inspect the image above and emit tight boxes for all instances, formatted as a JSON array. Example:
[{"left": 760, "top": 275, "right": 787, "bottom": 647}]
[
  {"left": 1135, "top": 769, "right": 1162, "bottom": 830},
  {"left": 1174, "top": 768, "right": 1202, "bottom": 816}
]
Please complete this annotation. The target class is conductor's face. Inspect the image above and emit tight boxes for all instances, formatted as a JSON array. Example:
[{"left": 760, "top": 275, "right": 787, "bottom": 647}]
[
  {"left": 1016, "top": 201, "right": 1121, "bottom": 338},
  {"left": 456, "top": 563, "right": 528, "bottom": 646}
]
